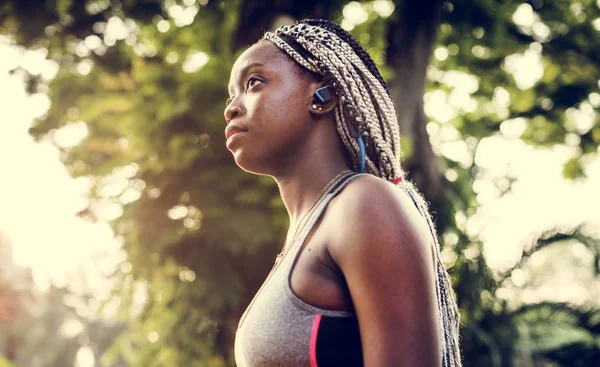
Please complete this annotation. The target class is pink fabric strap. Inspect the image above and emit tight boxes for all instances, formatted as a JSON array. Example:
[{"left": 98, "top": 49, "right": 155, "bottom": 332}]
[{"left": 309, "top": 314, "right": 322, "bottom": 367}]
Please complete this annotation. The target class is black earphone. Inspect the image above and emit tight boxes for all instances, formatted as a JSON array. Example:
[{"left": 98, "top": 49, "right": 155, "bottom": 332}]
[{"left": 314, "top": 85, "right": 334, "bottom": 104}]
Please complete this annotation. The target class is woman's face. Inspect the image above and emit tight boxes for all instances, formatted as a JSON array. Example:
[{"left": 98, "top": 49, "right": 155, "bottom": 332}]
[{"left": 225, "top": 41, "right": 320, "bottom": 175}]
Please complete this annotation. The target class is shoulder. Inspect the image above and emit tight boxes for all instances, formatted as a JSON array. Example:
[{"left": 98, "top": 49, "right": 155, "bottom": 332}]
[
  {"left": 335, "top": 173, "right": 418, "bottom": 215},
  {"left": 325, "top": 174, "right": 442, "bottom": 364},
  {"left": 327, "top": 174, "right": 433, "bottom": 259}
]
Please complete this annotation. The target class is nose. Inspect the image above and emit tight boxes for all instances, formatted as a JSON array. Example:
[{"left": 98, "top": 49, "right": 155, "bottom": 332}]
[{"left": 224, "top": 98, "right": 245, "bottom": 124}]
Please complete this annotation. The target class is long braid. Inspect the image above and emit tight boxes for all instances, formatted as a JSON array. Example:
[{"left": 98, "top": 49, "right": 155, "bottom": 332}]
[{"left": 263, "top": 19, "right": 462, "bottom": 367}]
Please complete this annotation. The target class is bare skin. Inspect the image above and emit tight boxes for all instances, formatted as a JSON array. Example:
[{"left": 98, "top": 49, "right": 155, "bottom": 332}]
[{"left": 225, "top": 41, "right": 441, "bottom": 366}]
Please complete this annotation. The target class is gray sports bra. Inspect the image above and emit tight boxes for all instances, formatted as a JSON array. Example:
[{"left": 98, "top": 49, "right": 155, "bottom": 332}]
[{"left": 234, "top": 172, "right": 365, "bottom": 367}]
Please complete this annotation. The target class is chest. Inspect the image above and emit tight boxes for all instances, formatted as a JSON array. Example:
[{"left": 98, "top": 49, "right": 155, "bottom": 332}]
[{"left": 289, "top": 211, "right": 354, "bottom": 312}]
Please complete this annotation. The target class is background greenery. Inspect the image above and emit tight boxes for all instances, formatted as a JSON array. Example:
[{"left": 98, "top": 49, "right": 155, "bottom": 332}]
[{"left": 1, "top": 0, "right": 600, "bottom": 366}]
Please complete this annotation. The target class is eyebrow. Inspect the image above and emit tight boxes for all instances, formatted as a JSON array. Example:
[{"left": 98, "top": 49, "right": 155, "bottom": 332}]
[{"left": 228, "top": 62, "right": 265, "bottom": 94}]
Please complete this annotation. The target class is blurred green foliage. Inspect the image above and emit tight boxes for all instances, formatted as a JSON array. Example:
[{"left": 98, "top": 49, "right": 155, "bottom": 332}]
[
  {"left": 0, "top": 274, "right": 126, "bottom": 366},
  {"left": 1, "top": 0, "right": 600, "bottom": 366}
]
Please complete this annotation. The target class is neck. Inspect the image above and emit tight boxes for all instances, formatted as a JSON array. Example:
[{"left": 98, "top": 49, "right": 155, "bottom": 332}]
[
  {"left": 271, "top": 122, "right": 351, "bottom": 243},
  {"left": 277, "top": 163, "right": 350, "bottom": 226}
]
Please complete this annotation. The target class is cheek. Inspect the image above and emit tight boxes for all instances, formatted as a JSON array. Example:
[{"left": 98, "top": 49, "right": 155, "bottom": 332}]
[
  {"left": 278, "top": 87, "right": 311, "bottom": 120},
  {"left": 250, "top": 92, "right": 306, "bottom": 130}
]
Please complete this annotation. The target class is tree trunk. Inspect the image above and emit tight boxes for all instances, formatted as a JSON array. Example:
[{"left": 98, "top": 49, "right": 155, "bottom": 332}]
[
  {"left": 386, "top": 0, "right": 449, "bottom": 231},
  {"left": 232, "top": 1, "right": 344, "bottom": 51}
]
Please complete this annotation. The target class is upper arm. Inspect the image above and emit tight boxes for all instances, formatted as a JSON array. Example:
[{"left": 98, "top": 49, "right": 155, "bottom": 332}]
[{"left": 328, "top": 176, "right": 441, "bottom": 367}]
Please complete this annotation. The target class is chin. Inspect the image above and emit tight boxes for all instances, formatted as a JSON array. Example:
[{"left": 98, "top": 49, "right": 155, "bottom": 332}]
[
  {"left": 229, "top": 137, "right": 298, "bottom": 176},
  {"left": 231, "top": 149, "right": 273, "bottom": 176}
]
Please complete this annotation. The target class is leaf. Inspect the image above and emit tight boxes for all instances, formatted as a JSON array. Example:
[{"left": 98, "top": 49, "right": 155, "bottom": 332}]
[
  {"left": 512, "top": 302, "right": 600, "bottom": 365},
  {"left": 56, "top": 0, "right": 73, "bottom": 17},
  {"left": 563, "top": 156, "right": 586, "bottom": 180},
  {"left": 497, "top": 225, "right": 600, "bottom": 283}
]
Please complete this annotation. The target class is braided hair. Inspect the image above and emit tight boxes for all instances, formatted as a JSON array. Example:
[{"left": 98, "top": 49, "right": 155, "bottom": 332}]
[{"left": 263, "top": 19, "right": 462, "bottom": 367}]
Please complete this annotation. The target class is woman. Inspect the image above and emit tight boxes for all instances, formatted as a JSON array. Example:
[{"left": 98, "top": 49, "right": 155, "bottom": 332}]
[{"left": 224, "top": 19, "right": 461, "bottom": 367}]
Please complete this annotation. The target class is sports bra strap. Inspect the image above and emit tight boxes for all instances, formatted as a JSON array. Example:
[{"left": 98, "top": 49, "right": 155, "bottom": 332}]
[{"left": 286, "top": 172, "right": 367, "bottom": 260}]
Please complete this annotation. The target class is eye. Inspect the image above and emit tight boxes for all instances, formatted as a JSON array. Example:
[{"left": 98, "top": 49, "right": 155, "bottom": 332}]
[{"left": 246, "top": 76, "right": 262, "bottom": 90}]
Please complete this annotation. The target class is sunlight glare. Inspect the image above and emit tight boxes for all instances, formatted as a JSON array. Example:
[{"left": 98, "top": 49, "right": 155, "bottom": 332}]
[
  {"left": 77, "top": 60, "right": 93, "bottom": 75},
  {"left": 27, "top": 93, "right": 51, "bottom": 118},
  {"left": 343, "top": 2, "right": 369, "bottom": 27},
  {"left": 94, "top": 200, "right": 124, "bottom": 221},
  {"left": 504, "top": 44, "right": 543, "bottom": 90},
  {"left": 472, "top": 137, "right": 600, "bottom": 271},
  {"left": 168, "top": 4, "right": 199, "bottom": 27},
  {"left": 512, "top": 4, "right": 536, "bottom": 29},
  {"left": 0, "top": 45, "right": 122, "bottom": 289},
  {"left": 60, "top": 318, "right": 85, "bottom": 337},
  {"left": 105, "top": 16, "right": 130, "bottom": 41},
  {"left": 53, "top": 121, "right": 89, "bottom": 148},
  {"left": 0, "top": 42, "right": 20, "bottom": 71},
  {"left": 589, "top": 92, "right": 600, "bottom": 107},
  {"left": 442, "top": 70, "right": 479, "bottom": 94},
  {"left": 148, "top": 331, "right": 160, "bottom": 343},
  {"left": 434, "top": 47, "right": 448, "bottom": 61},
  {"left": 98, "top": 177, "right": 129, "bottom": 198},
  {"left": 168, "top": 205, "right": 188, "bottom": 220},
  {"left": 424, "top": 90, "right": 457, "bottom": 123},
  {"left": 499, "top": 117, "right": 527, "bottom": 139},
  {"left": 493, "top": 87, "right": 510, "bottom": 107},
  {"left": 565, "top": 103, "right": 595, "bottom": 134},
  {"left": 20, "top": 48, "right": 48, "bottom": 76},
  {"left": 157, "top": 19, "right": 171, "bottom": 33},
  {"left": 440, "top": 140, "right": 472, "bottom": 168},
  {"left": 182, "top": 51, "right": 209, "bottom": 73},
  {"left": 75, "top": 346, "right": 95, "bottom": 367},
  {"left": 372, "top": 0, "right": 395, "bottom": 18}
]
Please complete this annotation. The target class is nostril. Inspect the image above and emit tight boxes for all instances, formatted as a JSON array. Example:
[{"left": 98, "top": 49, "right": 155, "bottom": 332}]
[{"left": 224, "top": 103, "right": 244, "bottom": 123}]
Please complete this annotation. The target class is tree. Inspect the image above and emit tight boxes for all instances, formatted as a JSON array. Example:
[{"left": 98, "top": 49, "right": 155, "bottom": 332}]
[
  {"left": 1, "top": 0, "right": 600, "bottom": 365},
  {"left": 0, "top": 268, "right": 126, "bottom": 366}
]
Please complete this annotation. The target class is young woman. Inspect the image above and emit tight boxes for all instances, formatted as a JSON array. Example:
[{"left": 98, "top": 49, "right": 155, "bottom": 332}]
[{"left": 224, "top": 19, "right": 462, "bottom": 367}]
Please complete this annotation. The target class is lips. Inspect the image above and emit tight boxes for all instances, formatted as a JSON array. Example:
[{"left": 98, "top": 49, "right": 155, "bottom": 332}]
[{"left": 225, "top": 124, "right": 247, "bottom": 140}]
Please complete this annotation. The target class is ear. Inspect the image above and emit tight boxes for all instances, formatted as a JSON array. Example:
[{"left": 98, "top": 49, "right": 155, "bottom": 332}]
[{"left": 309, "top": 84, "right": 339, "bottom": 116}]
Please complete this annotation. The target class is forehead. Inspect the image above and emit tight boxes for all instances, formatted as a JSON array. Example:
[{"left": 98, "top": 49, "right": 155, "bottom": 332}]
[
  {"left": 229, "top": 41, "right": 293, "bottom": 81},
  {"left": 237, "top": 41, "right": 282, "bottom": 65}
]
